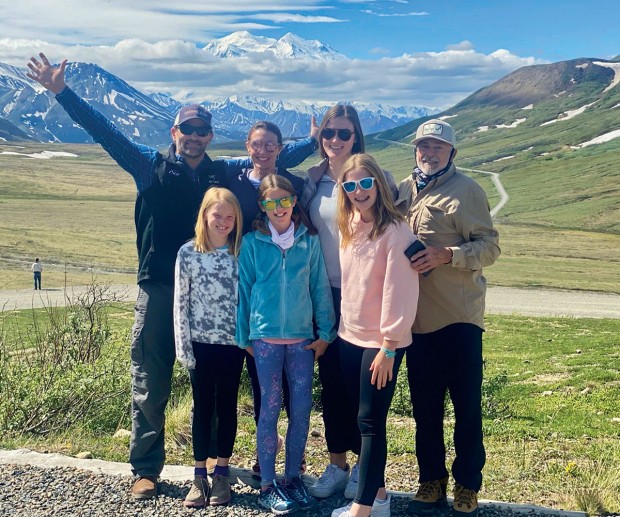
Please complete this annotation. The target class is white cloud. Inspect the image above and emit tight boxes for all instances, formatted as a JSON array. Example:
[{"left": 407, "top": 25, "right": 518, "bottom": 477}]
[
  {"left": 0, "top": 0, "right": 331, "bottom": 45},
  {"left": 251, "top": 13, "right": 345, "bottom": 23},
  {"left": 362, "top": 9, "right": 428, "bottom": 16},
  {"left": 369, "top": 47, "right": 391, "bottom": 56},
  {"left": 9, "top": 39, "right": 540, "bottom": 108},
  {"left": 0, "top": 2, "right": 544, "bottom": 109},
  {"left": 446, "top": 41, "right": 475, "bottom": 51}
]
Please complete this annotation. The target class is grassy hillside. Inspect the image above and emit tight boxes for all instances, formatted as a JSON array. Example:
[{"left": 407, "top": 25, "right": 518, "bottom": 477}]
[
  {"left": 349, "top": 59, "right": 620, "bottom": 293},
  {"left": 2, "top": 123, "right": 619, "bottom": 293},
  {"left": 0, "top": 142, "right": 248, "bottom": 289}
]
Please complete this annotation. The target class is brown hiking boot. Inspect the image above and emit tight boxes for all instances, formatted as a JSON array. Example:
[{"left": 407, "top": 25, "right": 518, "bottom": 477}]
[
  {"left": 131, "top": 475, "right": 158, "bottom": 499},
  {"left": 409, "top": 476, "right": 448, "bottom": 511},
  {"left": 184, "top": 476, "right": 210, "bottom": 508},
  {"left": 209, "top": 474, "right": 232, "bottom": 506},
  {"left": 453, "top": 484, "right": 479, "bottom": 516}
]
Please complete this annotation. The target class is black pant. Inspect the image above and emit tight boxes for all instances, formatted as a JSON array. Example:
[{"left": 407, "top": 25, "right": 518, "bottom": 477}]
[
  {"left": 406, "top": 323, "right": 485, "bottom": 491},
  {"left": 190, "top": 342, "right": 245, "bottom": 461},
  {"left": 317, "top": 288, "right": 360, "bottom": 455},
  {"left": 340, "top": 339, "right": 405, "bottom": 507}
]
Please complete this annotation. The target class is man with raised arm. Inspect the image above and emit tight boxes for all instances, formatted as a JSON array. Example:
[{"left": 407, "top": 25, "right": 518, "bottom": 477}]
[
  {"left": 27, "top": 52, "right": 318, "bottom": 500},
  {"left": 396, "top": 119, "right": 500, "bottom": 517}
]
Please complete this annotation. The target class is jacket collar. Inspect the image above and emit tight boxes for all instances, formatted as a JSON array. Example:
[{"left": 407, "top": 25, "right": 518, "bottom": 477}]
[
  {"left": 395, "top": 164, "right": 457, "bottom": 207},
  {"left": 254, "top": 220, "right": 308, "bottom": 243},
  {"left": 167, "top": 143, "right": 214, "bottom": 170},
  {"left": 306, "top": 159, "right": 331, "bottom": 184}
]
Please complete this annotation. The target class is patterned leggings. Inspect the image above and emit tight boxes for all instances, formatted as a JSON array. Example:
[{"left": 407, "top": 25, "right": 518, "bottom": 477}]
[{"left": 252, "top": 339, "right": 313, "bottom": 487}]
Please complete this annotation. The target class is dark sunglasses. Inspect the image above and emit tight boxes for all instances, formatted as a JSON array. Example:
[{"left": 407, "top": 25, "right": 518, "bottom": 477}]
[
  {"left": 342, "top": 177, "right": 375, "bottom": 193},
  {"left": 176, "top": 123, "right": 212, "bottom": 137},
  {"left": 260, "top": 196, "right": 295, "bottom": 211},
  {"left": 321, "top": 128, "right": 354, "bottom": 142}
]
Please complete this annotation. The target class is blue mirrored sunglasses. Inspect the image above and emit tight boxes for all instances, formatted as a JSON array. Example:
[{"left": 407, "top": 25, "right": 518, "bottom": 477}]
[{"left": 342, "top": 177, "right": 375, "bottom": 193}]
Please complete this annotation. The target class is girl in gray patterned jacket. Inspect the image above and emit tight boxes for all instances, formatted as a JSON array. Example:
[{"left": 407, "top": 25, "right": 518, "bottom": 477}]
[{"left": 173, "top": 187, "right": 243, "bottom": 509}]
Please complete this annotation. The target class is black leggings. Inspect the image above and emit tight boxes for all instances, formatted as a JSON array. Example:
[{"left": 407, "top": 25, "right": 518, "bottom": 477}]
[
  {"left": 317, "top": 288, "right": 360, "bottom": 455},
  {"left": 340, "top": 339, "right": 405, "bottom": 506},
  {"left": 190, "top": 342, "right": 245, "bottom": 461}
]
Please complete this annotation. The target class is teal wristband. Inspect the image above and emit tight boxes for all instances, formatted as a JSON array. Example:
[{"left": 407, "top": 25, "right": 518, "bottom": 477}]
[{"left": 381, "top": 346, "right": 397, "bottom": 358}]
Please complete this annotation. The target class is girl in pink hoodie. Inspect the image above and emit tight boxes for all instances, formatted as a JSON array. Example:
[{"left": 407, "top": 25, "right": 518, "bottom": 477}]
[{"left": 331, "top": 154, "right": 419, "bottom": 517}]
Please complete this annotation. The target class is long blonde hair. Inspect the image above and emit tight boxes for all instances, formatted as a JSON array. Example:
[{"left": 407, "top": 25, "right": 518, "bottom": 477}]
[
  {"left": 337, "top": 154, "right": 403, "bottom": 248},
  {"left": 194, "top": 187, "right": 243, "bottom": 256}
]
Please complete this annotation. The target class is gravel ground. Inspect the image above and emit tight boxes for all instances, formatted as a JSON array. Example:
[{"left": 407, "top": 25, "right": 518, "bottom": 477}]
[{"left": 0, "top": 463, "right": 574, "bottom": 517}]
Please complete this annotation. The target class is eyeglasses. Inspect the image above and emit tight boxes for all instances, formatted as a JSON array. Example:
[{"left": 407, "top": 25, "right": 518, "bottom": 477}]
[
  {"left": 342, "top": 177, "right": 375, "bottom": 193},
  {"left": 260, "top": 196, "right": 295, "bottom": 211},
  {"left": 176, "top": 124, "right": 212, "bottom": 137},
  {"left": 248, "top": 140, "right": 279, "bottom": 152},
  {"left": 321, "top": 128, "right": 354, "bottom": 142}
]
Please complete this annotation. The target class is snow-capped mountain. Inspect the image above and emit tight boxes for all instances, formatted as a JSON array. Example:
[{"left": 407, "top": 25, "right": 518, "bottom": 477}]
[
  {"left": 0, "top": 60, "right": 436, "bottom": 146},
  {"left": 203, "top": 31, "right": 347, "bottom": 61},
  {"left": 1, "top": 62, "right": 176, "bottom": 146}
]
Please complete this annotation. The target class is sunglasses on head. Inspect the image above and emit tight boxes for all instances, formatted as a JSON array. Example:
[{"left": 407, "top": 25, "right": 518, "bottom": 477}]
[
  {"left": 176, "top": 123, "right": 212, "bottom": 137},
  {"left": 260, "top": 196, "right": 295, "bottom": 211},
  {"left": 342, "top": 177, "right": 375, "bottom": 193},
  {"left": 248, "top": 140, "right": 279, "bottom": 152},
  {"left": 321, "top": 128, "right": 354, "bottom": 142}
]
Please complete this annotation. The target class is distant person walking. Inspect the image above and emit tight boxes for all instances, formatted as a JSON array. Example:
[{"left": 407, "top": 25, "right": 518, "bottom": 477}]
[
  {"left": 396, "top": 119, "right": 500, "bottom": 516},
  {"left": 26, "top": 52, "right": 318, "bottom": 500},
  {"left": 31, "top": 258, "right": 42, "bottom": 290}
]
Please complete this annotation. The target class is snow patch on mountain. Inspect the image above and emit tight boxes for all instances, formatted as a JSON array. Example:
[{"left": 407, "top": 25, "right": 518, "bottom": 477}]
[
  {"left": 203, "top": 31, "right": 346, "bottom": 61},
  {"left": 540, "top": 101, "right": 598, "bottom": 126},
  {"left": 593, "top": 61, "right": 620, "bottom": 92}
]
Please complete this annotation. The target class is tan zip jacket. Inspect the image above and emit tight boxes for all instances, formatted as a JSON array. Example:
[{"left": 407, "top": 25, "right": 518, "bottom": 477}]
[{"left": 396, "top": 165, "right": 500, "bottom": 333}]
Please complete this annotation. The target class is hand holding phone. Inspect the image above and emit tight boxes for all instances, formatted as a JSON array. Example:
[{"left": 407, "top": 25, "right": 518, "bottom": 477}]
[{"left": 404, "top": 240, "right": 433, "bottom": 276}]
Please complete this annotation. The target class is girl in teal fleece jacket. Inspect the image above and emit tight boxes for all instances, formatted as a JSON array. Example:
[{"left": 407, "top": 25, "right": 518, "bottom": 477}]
[{"left": 236, "top": 175, "right": 336, "bottom": 514}]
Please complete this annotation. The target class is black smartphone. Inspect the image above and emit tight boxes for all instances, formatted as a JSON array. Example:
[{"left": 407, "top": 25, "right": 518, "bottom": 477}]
[
  {"left": 404, "top": 240, "right": 426, "bottom": 259},
  {"left": 404, "top": 240, "right": 433, "bottom": 277}
]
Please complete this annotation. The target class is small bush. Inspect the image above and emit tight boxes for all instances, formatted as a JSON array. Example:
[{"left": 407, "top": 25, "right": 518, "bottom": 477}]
[{"left": 0, "top": 283, "right": 131, "bottom": 435}]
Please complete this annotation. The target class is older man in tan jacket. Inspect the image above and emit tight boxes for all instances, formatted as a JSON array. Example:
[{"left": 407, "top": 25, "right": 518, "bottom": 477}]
[{"left": 396, "top": 119, "right": 500, "bottom": 517}]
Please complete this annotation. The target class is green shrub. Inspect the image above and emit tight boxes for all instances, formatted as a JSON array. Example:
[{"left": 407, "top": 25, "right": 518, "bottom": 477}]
[{"left": 0, "top": 284, "right": 131, "bottom": 435}]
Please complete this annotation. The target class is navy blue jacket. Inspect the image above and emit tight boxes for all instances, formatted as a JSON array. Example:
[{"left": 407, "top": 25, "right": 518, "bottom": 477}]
[{"left": 55, "top": 87, "right": 315, "bottom": 284}]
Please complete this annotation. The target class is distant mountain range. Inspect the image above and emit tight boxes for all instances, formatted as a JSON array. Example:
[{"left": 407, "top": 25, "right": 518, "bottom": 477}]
[{"left": 0, "top": 31, "right": 436, "bottom": 146}]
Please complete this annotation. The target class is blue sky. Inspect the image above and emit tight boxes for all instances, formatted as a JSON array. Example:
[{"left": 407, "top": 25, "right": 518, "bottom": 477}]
[{"left": 2, "top": 0, "right": 619, "bottom": 108}]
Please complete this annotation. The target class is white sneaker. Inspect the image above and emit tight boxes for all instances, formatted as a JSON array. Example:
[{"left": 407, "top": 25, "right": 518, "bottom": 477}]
[
  {"left": 308, "top": 463, "right": 349, "bottom": 498},
  {"left": 343, "top": 463, "right": 359, "bottom": 499},
  {"left": 331, "top": 494, "right": 391, "bottom": 517}
]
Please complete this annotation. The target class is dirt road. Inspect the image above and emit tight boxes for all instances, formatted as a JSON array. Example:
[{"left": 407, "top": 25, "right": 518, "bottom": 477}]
[{"left": 1, "top": 284, "right": 617, "bottom": 318}]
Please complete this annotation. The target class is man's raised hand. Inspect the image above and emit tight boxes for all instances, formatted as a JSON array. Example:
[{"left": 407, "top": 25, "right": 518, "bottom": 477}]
[{"left": 26, "top": 53, "right": 67, "bottom": 95}]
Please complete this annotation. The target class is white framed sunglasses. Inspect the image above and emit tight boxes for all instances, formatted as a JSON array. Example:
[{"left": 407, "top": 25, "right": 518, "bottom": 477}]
[{"left": 342, "top": 177, "right": 375, "bottom": 193}]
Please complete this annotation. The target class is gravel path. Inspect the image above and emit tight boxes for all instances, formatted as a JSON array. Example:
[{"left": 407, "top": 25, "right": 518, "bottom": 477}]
[
  {"left": 1, "top": 284, "right": 617, "bottom": 319},
  {"left": 0, "top": 461, "right": 579, "bottom": 517}
]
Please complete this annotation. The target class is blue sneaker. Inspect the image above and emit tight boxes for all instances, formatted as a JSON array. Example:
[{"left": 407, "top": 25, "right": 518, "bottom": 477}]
[
  {"left": 284, "top": 477, "right": 317, "bottom": 510},
  {"left": 258, "top": 482, "right": 298, "bottom": 515}
]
